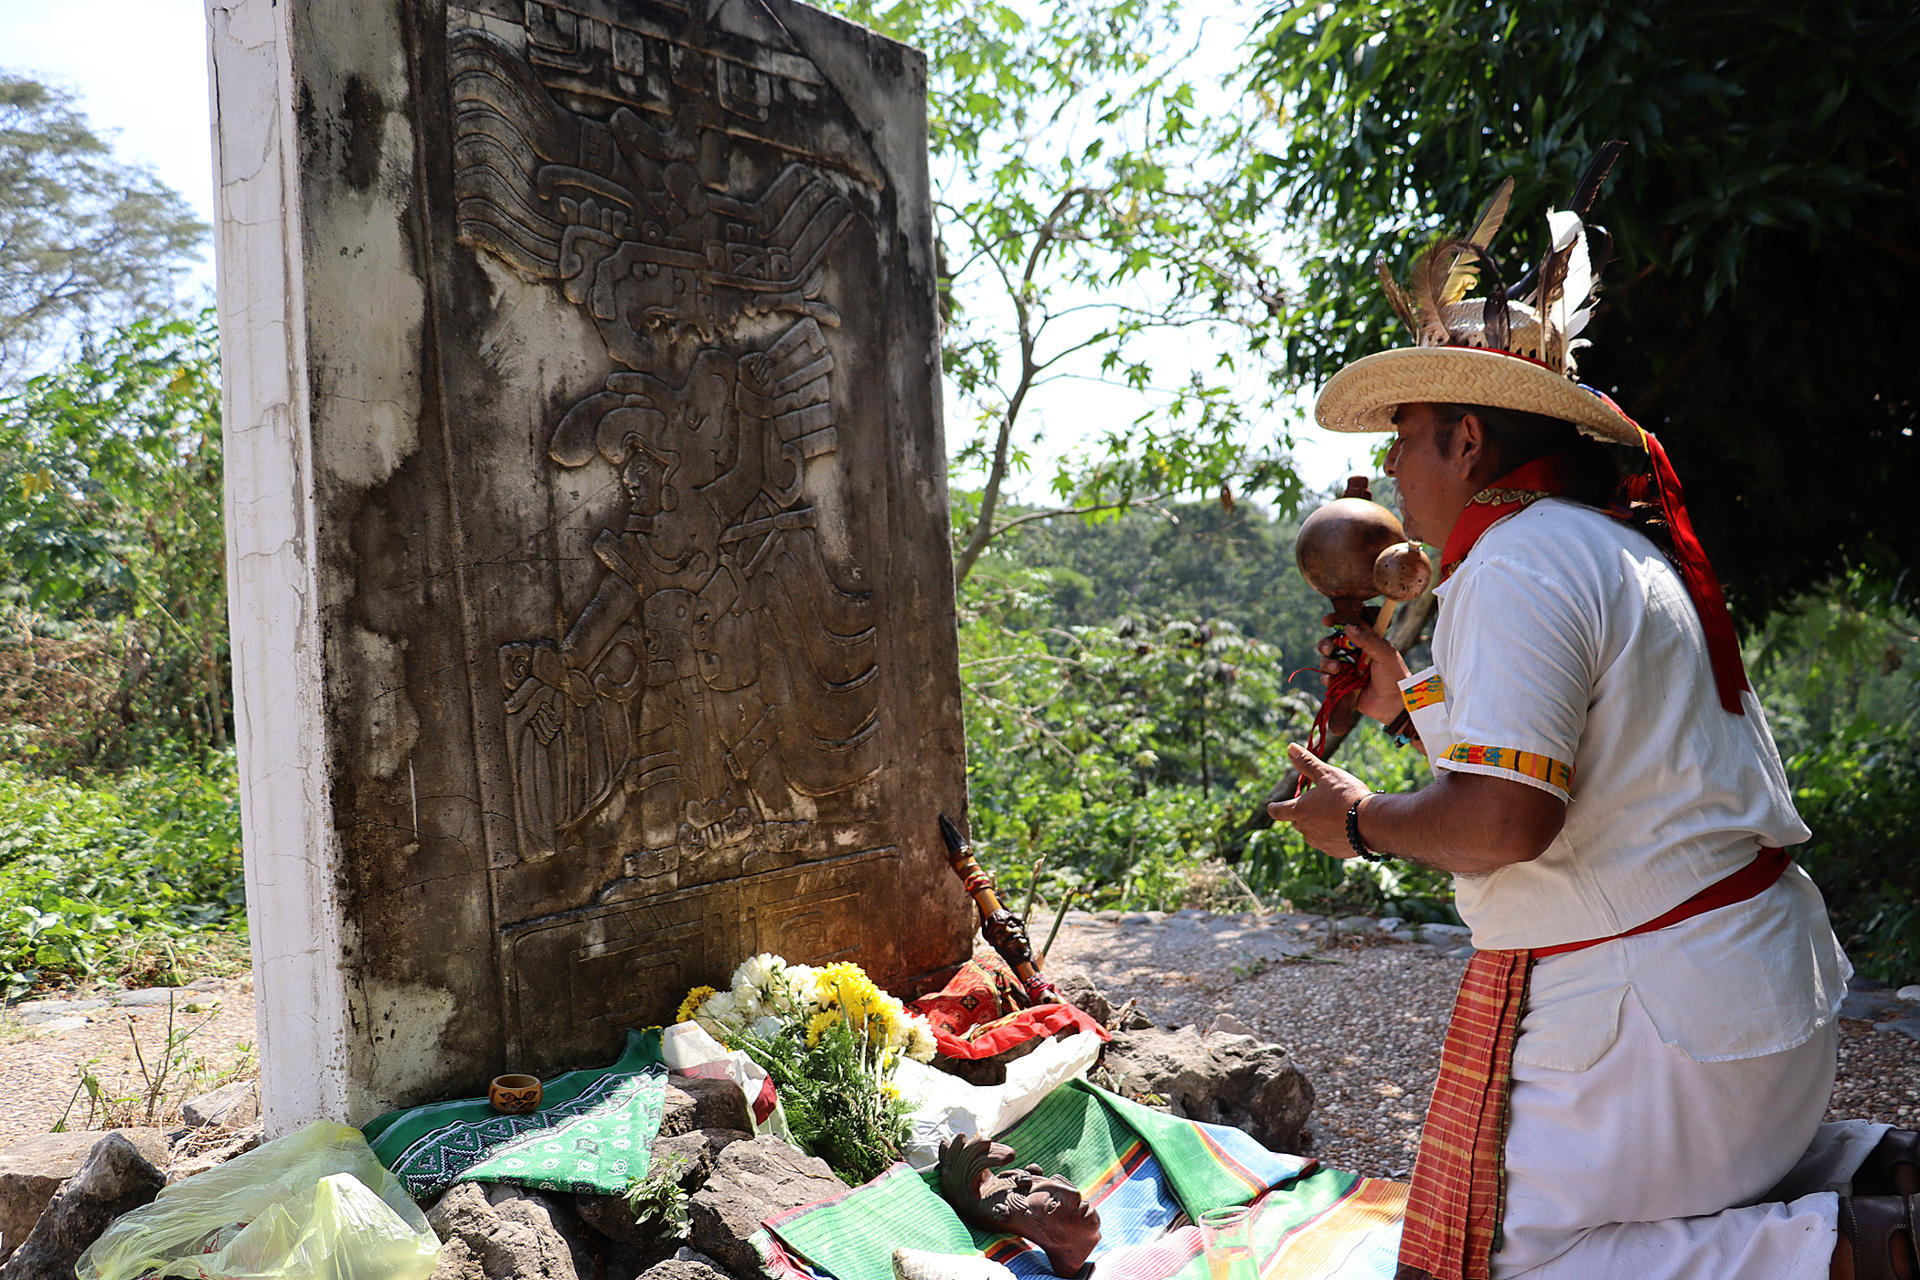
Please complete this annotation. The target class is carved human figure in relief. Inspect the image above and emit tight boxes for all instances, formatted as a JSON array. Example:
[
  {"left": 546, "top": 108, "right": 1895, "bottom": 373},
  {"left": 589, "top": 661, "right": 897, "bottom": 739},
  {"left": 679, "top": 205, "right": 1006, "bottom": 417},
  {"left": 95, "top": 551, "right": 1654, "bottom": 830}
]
[
  {"left": 498, "top": 317, "right": 880, "bottom": 872},
  {"left": 451, "top": 19, "right": 885, "bottom": 876}
]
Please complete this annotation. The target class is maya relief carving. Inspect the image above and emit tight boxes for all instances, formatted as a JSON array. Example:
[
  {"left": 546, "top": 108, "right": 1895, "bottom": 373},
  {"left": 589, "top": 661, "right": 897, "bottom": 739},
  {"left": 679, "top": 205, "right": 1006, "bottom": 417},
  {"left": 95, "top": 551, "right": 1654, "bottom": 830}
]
[{"left": 450, "top": 8, "right": 883, "bottom": 885}]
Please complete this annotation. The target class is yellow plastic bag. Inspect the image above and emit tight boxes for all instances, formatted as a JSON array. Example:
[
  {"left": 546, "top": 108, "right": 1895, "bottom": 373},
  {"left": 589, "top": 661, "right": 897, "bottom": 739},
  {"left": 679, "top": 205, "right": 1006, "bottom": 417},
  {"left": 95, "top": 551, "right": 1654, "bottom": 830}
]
[{"left": 76, "top": 1120, "right": 440, "bottom": 1280}]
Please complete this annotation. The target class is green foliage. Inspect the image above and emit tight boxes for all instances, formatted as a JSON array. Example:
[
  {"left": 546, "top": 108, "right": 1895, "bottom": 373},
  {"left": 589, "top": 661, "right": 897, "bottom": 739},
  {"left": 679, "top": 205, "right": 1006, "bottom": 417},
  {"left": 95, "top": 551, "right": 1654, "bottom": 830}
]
[
  {"left": 1246, "top": 0, "right": 1920, "bottom": 616},
  {"left": 821, "top": 0, "right": 1295, "bottom": 581},
  {"left": 1239, "top": 724, "right": 1457, "bottom": 922},
  {"left": 0, "top": 309, "right": 228, "bottom": 767},
  {"left": 1010, "top": 499, "right": 1331, "bottom": 668},
  {"left": 0, "top": 750, "right": 246, "bottom": 998},
  {"left": 1787, "top": 727, "right": 1920, "bottom": 985},
  {"left": 730, "top": 1015, "right": 913, "bottom": 1187},
  {"left": 0, "top": 74, "right": 207, "bottom": 390},
  {"left": 621, "top": 1153, "right": 693, "bottom": 1239},
  {"left": 956, "top": 544, "right": 1452, "bottom": 920}
]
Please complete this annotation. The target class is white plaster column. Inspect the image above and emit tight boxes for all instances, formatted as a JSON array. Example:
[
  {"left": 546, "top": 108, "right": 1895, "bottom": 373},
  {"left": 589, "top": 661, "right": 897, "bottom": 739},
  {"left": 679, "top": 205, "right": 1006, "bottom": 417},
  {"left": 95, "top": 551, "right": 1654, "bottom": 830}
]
[{"left": 205, "top": 0, "right": 353, "bottom": 1135}]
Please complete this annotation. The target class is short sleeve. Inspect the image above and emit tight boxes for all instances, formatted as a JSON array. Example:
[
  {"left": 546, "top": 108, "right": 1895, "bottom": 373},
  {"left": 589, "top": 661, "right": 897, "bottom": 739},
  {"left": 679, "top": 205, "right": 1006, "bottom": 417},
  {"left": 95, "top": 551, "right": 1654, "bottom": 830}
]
[{"left": 1430, "top": 552, "right": 1596, "bottom": 802}]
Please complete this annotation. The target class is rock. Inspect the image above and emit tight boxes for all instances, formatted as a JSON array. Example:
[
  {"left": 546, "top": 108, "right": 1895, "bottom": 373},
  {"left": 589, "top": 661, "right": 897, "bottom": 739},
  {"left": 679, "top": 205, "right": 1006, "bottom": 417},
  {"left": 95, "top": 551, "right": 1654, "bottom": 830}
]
[
  {"left": 165, "top": 1122, "right": 263, "bottom": 1182},
  {"left": 1898, "top": 985, "right": 1920, "bottom": 1003},
  {"left": 0, "top": 1129, "right": 169, "bottom": 1262},
  {"left": 428, "top": 1181, "right": 579, "bottom": 1280},
  {"left": 1209, "top": 1013, "right": 1255, "bottom": 1037},
  {"left": 576, "top": 1128, "right": 746, "bottom": 1251},
  {"left": 659, "top": 1075, "right": 752, "bottom": 1138},
  {"left": 1334, "top": 915, "right": 1376, "bottom": 936},
  {"left": 18, "top": 1016, "right": 90, "bottom": 1034},
  {"left": 113, "top": 987, "right": 190, "bottom": 1008},
  {"left": 1049, "top": 969, "right": 1114, "bottom": 1026},
  {"left": 1420, "top": 923, "right": 1472, "bottom": 942},
  {"left": 182, "top": 1078, "right": 259, "bottom": 1128},
  {"left": 640, "top": 1248, "right": 735, "bottom": 1280},
  {"left": 0, "top": 1132, "right": 165, "bottom": 1280},
  {"left": 1376, "top": 917, "right": 1405, "bottom": 933},
  {"left": 1841, "top": 986, "right": 1907, "bottom": 1022},
  {"left": 1101, "top": 1026, "right": 1315, "bottom": 1153},
  {"left": 575, "top": 1193, "right": 650, "bottom": 1248},
  {"left": 689, "top": 1136, "right": 847, "bottom": 1279},
  {"left": 1873, "top": 1016, "right": 1920, "bottom": 1044}
]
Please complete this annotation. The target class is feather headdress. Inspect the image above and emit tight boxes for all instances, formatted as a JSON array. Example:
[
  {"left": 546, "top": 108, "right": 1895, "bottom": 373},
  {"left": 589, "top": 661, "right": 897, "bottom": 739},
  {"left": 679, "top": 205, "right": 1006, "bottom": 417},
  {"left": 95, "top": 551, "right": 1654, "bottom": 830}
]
[
  {"left": 1321, "top": 144, "right": 1635, "bottom": 445},
  {"left": 1376, "top": 142, "right": 1627, "bottom": 380}
]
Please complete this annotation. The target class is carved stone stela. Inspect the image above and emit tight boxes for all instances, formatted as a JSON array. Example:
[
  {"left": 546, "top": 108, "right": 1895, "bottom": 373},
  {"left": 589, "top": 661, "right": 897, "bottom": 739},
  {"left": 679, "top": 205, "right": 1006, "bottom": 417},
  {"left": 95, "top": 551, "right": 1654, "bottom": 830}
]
[{"left": 444, "top": 0, "right": 927, "bottom": 1056}]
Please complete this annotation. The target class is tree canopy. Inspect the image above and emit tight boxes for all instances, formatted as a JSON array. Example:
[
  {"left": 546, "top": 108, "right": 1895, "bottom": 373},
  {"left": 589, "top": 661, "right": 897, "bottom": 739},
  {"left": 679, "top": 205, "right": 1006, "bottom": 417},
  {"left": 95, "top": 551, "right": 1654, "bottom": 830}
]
[
  {"left": 1248, "top": 0, "right": 1920, "bottom": 617},
  {"left": 0, "top": 72, "right": 207, "bottom": 392},
  {"left": 826, "top": 0, "right": 1297, "bottom": 582}
]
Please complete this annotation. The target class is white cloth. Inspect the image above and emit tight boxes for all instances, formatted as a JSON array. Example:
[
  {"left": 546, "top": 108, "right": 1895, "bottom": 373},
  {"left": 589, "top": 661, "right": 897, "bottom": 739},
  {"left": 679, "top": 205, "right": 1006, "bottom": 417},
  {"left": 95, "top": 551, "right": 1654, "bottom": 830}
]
[
  {"left": 1405, "top": 498, "right": 1811, "bottom": 951},
  {"left": 1493, "top": 987, "right": 1884, "bottom": 1279},
  {"left": 1401, "top": 494, "right": 1861, "bottom": 1276}
]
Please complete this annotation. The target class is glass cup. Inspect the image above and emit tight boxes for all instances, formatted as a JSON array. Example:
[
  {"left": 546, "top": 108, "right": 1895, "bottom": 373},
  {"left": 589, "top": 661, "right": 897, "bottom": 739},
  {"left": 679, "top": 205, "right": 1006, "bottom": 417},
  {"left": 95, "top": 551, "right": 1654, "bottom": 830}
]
[{"left": 1198, "top": 1206, "right": 1253, "bottom": 1280}]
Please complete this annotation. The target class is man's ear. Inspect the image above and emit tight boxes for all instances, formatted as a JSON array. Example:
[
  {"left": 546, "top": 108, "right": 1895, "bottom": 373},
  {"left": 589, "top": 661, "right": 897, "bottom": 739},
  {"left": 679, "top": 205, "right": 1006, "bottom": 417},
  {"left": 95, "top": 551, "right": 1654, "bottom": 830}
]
[{"left": 1452, "top": 412, "right": 1492, "bottom": 481}]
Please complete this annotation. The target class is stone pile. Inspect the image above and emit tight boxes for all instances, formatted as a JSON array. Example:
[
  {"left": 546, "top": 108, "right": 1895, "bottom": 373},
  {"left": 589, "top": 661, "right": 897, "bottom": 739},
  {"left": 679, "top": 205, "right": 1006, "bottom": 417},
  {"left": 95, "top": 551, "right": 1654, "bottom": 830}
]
[{"left": 0, "top": 971, "right": 1314, "bottom": 1279}]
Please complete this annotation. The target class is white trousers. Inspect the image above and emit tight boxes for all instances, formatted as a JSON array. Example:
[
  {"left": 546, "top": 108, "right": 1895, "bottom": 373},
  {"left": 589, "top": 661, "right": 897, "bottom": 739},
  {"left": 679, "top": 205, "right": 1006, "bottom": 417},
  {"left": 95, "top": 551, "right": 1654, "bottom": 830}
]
[{"left": 1491, "top": 989, "right": 1885, "bottom": 1278}]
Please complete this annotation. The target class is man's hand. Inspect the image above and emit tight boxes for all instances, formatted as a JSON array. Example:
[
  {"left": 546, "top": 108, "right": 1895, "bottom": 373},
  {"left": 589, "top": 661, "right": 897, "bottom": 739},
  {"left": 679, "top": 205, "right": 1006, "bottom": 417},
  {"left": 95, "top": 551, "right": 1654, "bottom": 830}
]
[
  {"left": 1315, "top": 617, "right": 1412, "bottom": 726},
  {"left": 1266, "top": 743, "right": 1369, "bottom": 856}
]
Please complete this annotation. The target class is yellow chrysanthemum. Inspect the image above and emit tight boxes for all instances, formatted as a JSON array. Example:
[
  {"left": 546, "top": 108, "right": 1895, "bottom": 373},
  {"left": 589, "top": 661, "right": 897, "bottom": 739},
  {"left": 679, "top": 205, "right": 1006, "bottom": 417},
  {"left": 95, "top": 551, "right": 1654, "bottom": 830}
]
[
  {"left": 880, "top": 1081, "right": 900, "bottom": 1102},
  {"left": 806, "top": 1008, "right": 842, "bottom": 1048},
  {"left": 675, "top": 985, "right": 717, "bottom": 1024}
]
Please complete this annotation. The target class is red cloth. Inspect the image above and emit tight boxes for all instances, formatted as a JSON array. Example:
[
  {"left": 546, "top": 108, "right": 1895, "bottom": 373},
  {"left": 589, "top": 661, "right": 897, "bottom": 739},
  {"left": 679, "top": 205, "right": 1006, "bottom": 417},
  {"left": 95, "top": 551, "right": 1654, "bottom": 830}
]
[
  {"left": 1397, "top": 949, "right": 1532, "bottom": 1280},
  {"left": 910, "top": 954, "right": 1109, "bottom": 1061},
  {"left": 1437, "top": 454, "right": 1576, "bottom": 580}
]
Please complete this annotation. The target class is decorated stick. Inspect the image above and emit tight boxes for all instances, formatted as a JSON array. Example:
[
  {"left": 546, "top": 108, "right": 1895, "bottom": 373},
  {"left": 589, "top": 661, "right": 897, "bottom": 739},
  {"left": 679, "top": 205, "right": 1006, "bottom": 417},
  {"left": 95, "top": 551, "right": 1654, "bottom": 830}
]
[{"left": 938, "top": 813, "right": 1060, "bottom": 1007}]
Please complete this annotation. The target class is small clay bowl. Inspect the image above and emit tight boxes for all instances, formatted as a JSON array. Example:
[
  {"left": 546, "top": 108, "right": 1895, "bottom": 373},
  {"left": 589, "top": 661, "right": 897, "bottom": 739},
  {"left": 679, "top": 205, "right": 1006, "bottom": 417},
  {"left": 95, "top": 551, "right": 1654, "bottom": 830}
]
[{"left": 489, "top": 1073, "right": 543, "bottom": 1114}]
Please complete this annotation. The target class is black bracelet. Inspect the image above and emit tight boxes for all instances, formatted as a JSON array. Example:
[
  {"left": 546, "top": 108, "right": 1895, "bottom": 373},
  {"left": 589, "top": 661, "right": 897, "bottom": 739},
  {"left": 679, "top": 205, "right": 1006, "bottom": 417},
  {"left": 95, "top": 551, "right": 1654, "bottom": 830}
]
[{"left": 1346, "top": 797, "right": 1387, "bottom": 862}]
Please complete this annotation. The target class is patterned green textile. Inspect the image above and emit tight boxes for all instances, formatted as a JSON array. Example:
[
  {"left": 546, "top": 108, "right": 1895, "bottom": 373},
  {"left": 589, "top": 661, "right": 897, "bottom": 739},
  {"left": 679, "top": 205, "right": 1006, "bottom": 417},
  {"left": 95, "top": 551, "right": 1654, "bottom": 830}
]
[{"left": 362, "top": 1028, "right": 668, "bottom": 1199}]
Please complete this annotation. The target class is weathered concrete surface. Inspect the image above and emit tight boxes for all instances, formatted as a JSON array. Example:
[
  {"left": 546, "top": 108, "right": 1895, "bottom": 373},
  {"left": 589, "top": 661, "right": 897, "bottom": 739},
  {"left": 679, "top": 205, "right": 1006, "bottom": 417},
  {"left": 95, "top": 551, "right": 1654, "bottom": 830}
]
[{"left": 209, "top": 0, "right": 972, "bottom": 1129}]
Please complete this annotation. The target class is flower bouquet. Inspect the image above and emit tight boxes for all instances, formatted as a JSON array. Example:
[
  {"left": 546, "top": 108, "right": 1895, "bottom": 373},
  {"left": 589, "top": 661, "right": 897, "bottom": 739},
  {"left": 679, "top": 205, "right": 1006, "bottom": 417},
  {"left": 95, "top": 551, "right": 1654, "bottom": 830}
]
[{"left": 676, "top": 955, "right": 937, "bottom": 1184}]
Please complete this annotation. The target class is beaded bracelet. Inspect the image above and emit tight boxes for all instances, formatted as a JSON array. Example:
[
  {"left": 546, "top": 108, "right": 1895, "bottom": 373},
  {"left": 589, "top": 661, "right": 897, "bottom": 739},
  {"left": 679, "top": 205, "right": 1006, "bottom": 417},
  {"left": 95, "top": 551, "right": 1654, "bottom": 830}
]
[{"left": 1346, "top": 797, "right": 1387, "bottom": 863}]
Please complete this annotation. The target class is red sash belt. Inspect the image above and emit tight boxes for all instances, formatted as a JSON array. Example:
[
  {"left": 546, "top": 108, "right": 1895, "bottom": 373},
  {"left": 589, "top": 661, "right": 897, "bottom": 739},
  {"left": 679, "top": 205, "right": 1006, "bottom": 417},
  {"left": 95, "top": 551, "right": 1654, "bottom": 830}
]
[
  {"left": 1396, "top": 847, "right": 1791, "bottom": 1280},
  {"left": 1532, "top": 846, "right": 1788, "bottom": 957}
]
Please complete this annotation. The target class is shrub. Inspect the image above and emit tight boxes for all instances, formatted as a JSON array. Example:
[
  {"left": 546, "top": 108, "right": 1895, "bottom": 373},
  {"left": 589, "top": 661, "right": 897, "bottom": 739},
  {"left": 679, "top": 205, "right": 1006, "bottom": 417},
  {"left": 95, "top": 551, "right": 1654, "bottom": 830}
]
[{"left": 0, "top": 749, "right": 246, "bottom": 997}]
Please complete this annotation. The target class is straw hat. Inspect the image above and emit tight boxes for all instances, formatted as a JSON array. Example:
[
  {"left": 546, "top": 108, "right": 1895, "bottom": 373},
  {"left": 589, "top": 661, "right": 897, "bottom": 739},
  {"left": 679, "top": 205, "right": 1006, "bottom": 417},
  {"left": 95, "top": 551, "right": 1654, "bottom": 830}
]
[
  {"left": 1313, "top": 160, "right": 1641, "bottom": 448},
  {"left": 1315, "top": 300, "right": 1640, "bottom": 446}
]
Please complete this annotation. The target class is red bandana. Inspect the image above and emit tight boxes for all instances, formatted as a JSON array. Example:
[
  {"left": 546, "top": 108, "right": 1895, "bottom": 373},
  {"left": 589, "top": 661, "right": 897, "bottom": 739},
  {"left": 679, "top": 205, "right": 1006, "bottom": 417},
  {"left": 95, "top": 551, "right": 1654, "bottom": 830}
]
[
  {"left": 1438, "top": 454, "right": 1577, "bottom": 580},
  {"left": 1435, "top": 425, "right": 1752, "bottom": 716}
]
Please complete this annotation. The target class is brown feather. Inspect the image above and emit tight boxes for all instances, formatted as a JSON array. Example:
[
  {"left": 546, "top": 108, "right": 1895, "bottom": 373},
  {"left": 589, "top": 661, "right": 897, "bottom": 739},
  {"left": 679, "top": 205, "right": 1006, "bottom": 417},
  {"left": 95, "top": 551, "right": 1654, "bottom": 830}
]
[
  {"left": 1407, "top": 240, "right": 1457, "bottom": 346},
  {"left": 1532, "top": 243, "right": 1573, "bottom": 369},
  {"left": 1375, "top": 254, "right": 1418, "bottom": 337},
  {"left": 1442, "top": 177, "right": 1514, "bottom": 303}
]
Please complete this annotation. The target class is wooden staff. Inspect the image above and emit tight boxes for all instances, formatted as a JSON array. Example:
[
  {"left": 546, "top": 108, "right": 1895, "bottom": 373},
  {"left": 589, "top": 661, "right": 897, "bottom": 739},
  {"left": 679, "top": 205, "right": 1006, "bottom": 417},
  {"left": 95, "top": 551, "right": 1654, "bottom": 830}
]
[{"left": 938, "top": 814, "right": 1059, "bottom": 1007}]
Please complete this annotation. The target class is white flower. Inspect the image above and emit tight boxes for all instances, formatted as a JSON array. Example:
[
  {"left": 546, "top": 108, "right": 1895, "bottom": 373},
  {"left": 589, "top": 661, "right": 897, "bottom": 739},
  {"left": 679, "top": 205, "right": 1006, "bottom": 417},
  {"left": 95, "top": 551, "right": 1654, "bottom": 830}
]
[
  {"left": 750, "top": 1014, "right": 784, "bottom": 1039},
  {"left": 900, "top": 1013, "right": 938, "bottom": 1063},
  {"left": 733, "top": 952, "right": 784, "bottom": 988},
  {"left": 694, "top": 989, "right": 742, "bottom": 1037}
]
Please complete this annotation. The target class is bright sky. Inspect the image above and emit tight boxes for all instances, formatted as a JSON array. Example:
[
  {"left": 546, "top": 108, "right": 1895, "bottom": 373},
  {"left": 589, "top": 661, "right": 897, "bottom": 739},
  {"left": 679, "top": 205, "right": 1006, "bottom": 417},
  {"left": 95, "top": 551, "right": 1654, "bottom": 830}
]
[{"left": 0, "top": 0, "right": 1367, "bottom": 498}]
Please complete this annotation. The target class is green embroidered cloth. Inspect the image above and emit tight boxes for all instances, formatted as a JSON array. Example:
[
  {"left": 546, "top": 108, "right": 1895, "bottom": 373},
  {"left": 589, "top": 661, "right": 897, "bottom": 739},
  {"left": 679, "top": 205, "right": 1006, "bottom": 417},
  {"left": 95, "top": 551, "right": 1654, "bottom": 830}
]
[{"left": 362, "top": 1028, "right": 668, "bottom": 1199}]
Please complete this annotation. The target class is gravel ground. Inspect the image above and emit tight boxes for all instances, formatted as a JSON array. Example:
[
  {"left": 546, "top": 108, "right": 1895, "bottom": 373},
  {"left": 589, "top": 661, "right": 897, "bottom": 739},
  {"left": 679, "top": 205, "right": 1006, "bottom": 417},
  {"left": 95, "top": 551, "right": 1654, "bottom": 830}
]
[{"left": 1043, "top": 907, "right": 1920, "bottom": 1179}]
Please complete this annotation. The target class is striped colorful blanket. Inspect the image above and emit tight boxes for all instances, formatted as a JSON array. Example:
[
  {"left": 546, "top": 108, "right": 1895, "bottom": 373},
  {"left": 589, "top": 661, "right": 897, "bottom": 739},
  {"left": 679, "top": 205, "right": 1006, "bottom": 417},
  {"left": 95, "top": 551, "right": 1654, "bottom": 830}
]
[{"left": 761, "top": 1081, "right": 1405, "bottom": 1280}]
